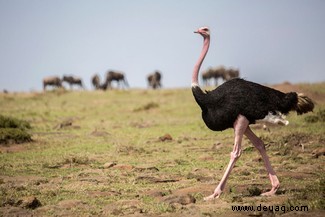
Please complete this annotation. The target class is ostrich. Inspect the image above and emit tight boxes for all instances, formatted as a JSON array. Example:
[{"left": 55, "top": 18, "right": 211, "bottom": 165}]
[{"left": 191, "top": 27, "right": 314, "bottom": 200}]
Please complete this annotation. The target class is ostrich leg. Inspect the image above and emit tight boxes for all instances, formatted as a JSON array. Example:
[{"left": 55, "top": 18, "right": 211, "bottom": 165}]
[
  {"left": 204, "top": 115, "right": 249, "bottom": 201},
  {"left": 244, "top": 127, "right": 280, "bottom": 196}
]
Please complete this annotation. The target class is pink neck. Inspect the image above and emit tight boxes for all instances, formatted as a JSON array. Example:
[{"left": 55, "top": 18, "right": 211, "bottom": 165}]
[{"left": 192, "top": 36, "right": 210, "bottom": 86}]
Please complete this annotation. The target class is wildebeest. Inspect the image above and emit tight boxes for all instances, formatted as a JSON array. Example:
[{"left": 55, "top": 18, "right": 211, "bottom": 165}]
[
  {"left": 43, "top": 76, "right": 62, "bottom": 91},
  {"left": 224, "top": 68, "right": 240, "bottom": 81},
  {"left": 102, "top": 70, "right": 129, "bottom": 90},
  {"left": 147, "top": 70, "right": 162, "bottom": 89},
  {"left": 91, "top": 74, "right": 101, "bottom": 90},
  {"left": 202, "top": 66, "right": 240, "bottom": 86},
  {"left": 62, "top": 75, "right": 84, "bottom": 89},
  {"left": 202, "top": 66, "right": 226, "bottom": 86}
]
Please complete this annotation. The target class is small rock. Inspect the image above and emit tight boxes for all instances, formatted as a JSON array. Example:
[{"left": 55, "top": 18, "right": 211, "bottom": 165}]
[
  {"left": 312, "top": 148, "right": 325, "bottom": 158},
  {"left": 211, "top": 142, "right": 222, "bottom": 151},
  {"left": 159, "top": 134, "right": 173, "bottom": 142},
  {"left": 54, "top": 119, "right": 72, "bottom": 130},
  {"left": 178, "top": 194, "right": 196, "bottom": 205},
  {"left": 134, "top": 166, "right": 159, "bottom": 172},
  {"left": 103, "top": 162, "right": 117, "bottom": 168},
  {"left": 252, "top": 157, "right": 263, "bottom": 162}
]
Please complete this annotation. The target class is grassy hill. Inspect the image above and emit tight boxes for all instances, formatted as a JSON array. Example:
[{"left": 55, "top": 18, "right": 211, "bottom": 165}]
[{"left": 0, "top": 82, "right": 324, "bottom": 216}]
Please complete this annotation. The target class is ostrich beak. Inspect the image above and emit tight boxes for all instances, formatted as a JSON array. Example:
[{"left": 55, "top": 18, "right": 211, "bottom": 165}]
[{"left": 194, "top": 30, "right": 199, "bottom": 33}]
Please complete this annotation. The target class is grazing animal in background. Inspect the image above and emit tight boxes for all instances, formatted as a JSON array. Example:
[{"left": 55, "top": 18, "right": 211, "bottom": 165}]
[
  {"left": 62, "top": 75, "right": 84, "bottom": 89},
  {"left": 202, "top": 66, "right": 226, "bottom": 86},
  {"left": 43, "top": 76, "right": 62, "bottom": 91},
  {"left": 201, "top": 69, "right": 213, "bottom": 86},
  {"left": 191, "top": 27, "right": 314, "bottom": 200},
  {"left": 202, "top": 66, "right": 240, "bottom": 86},
  {"left": 91, "top": 74, "right": 101, "bottom": 90},
  {"left": 147, "top": 70, "right": 162, "bottom": 89},
  {"left": 224, "top": 68, "right": 240, "bottom": 81},
  {"left": 103, "top": 70, "right": 129, "bottom": 90}
]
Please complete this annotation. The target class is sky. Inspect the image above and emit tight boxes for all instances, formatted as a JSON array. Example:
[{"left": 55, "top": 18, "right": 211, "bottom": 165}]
[{"left": 0, "top": 0, "right": 324, "bottom": 92}]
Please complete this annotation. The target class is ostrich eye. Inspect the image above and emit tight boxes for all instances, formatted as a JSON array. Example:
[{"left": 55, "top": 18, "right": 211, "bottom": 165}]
[{"left": 203, "top": 28, "right": 209, "bottom": 31}]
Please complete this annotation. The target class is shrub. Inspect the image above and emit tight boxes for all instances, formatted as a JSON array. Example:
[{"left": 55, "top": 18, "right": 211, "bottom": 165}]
[
  {"left": 0, "top": 115, "right": 31, "bottom": 129},
  {"left": 0, "top": 128, "right": 32, "bottom": 144},
  {"left": 304, "top": 109, "right": 325, "bottom": 123},
  {"left": 0, "top": 115, "right": 32, "bottom": 144}
]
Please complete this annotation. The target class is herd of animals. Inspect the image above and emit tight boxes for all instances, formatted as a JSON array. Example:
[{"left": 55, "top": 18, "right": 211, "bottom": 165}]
[
  {"left": 43, "top": 70, "right": 162, "bottom": 91},
  {"left": 202, "top": 66, "right": 239, "bottom": 86},
  {"left": 42, "top": 67, "right": 239, "bottom": 91}
]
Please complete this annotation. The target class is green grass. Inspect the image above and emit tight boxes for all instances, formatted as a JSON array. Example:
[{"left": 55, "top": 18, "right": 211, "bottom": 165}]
[{"left": 0, "top": 84, "right": 324, "bottom": 216}]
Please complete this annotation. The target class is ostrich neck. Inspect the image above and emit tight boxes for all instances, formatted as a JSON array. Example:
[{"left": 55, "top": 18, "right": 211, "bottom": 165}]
[{"left": 192, "top": 36, "right": 210, "bottom": 86}]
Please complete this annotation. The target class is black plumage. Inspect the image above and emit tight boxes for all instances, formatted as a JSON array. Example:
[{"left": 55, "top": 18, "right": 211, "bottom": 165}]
[{"left": 192, "top": 78, "right": 301, "bottom": 131}]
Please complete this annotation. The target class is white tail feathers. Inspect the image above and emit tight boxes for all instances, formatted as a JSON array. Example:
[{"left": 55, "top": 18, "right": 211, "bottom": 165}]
[
  {"left": 261, "top": 112, "right": 289, "bottom": 126},
  {"left": 259, "top": 93, "right": 314, "bottom": 126}
]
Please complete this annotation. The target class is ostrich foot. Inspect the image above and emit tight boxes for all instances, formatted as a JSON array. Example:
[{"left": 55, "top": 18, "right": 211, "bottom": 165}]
[
  {"left": 261, "top": 185, "right": 279, "bottom": 196},
  {"left": 203, "top": 189, "right": 222, "bottom": 201}
]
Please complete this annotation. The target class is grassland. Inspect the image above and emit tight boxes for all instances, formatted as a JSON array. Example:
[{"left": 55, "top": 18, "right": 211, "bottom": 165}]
[{"left": 0, "top": 82, "right": 324, "bottom": 217}]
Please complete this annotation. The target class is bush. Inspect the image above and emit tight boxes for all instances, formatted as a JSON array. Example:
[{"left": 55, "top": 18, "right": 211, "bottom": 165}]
[
  {"left": 0, "top": 115, "right": 31, "bottom": 129},
  {"left": 0, "top": 115, "right": 32, "bottom": 144},
  {"left": 0, "top": 128, "right": 32, "bottom": 144},
  {"left": 304, "top": 109, "right": 325, "bottom": 123}
]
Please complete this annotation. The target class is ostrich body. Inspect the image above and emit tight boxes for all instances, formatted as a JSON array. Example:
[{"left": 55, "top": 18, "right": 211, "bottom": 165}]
[{"left": 191, "top": 27, "right": 314, "bottom": 200}]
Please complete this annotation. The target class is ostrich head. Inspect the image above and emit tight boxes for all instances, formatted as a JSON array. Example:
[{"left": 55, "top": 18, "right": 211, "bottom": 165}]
[{"left": 194, "top": 26, "right": 210, "bottom": 38}]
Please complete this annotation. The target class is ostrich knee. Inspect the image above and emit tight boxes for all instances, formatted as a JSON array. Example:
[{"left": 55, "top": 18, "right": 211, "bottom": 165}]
[{"left": 230, "top": 149, "right": 241, "bottom": 161}]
